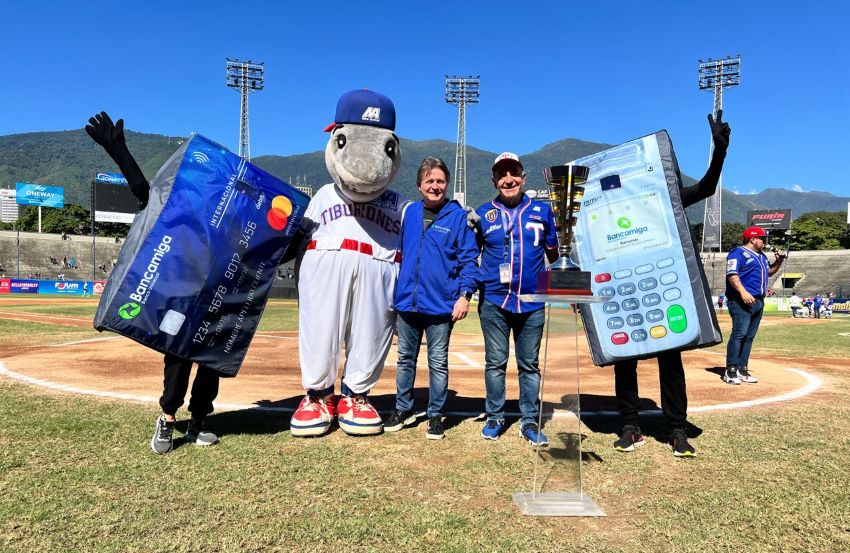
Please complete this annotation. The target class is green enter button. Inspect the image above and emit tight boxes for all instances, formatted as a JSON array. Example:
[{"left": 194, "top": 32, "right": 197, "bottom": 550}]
[{"left": 667, "top": 304, "right": 687, "bottom": 333}]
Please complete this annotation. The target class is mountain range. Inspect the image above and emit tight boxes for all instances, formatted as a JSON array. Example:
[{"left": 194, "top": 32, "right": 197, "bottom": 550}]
[{"left": 2, "top": 129, "right": 847, "bottom": 224}]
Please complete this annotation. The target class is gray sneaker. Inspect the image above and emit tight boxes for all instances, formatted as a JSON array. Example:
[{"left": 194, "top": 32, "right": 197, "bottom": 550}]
[
  {"left": 151, "top": 414, "right": 175, "bottom": 455},
  {"left": 185, "top": 418, "right": 219, "bottom": 446},
  {"left": 737, "top": 366, "right": 759, "bottom": 384}
]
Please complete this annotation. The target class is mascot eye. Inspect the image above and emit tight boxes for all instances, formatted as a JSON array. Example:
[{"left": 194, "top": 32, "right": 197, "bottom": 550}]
[
  {"left": 336, "top": 134, "right": 347, "bottom": 149},
  {"left": 384, "top": 140, "right": 397, "bottom": 160}
]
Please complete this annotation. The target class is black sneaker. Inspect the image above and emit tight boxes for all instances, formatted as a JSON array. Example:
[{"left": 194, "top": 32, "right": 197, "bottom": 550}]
[
  {"left": 426, "top": 417, "right": 445, "bottom": 440},
  {"left": 613, "top": 424, "right": 646, "bottom": 452},
  {"left": 150, "top": 414, "right": 175, "bottom": 455},
  {"left": 384, "top": 410, "right": 416, "bottom": 432},
  {"left": 667, "top": 429, "right": 696, "bottom": 458},
  {"left": 185, "top": 418, "right": 219, "bottom": 446}
]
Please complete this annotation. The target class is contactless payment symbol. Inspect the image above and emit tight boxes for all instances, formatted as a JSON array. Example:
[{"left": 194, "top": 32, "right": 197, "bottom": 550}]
[
  {"left": 616, "top": 217, "right": 632, "bottom": 229},
  {"left": 267, "top": 195, "right": 293, "bottom": 231},
  {"left": 118, "top": 302, "right": 141, "bottom": 320}
]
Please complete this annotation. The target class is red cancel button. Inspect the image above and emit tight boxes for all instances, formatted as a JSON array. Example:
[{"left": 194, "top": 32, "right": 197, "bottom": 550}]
[
  {"left": 611, "top": 332, "right": 629, "bottom": 345},
  {"left": 595, "top": 273, "right": 612, "bottom": 283}
]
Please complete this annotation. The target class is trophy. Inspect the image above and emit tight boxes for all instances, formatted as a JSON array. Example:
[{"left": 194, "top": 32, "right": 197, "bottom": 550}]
[{"left": 535, "top": 164, "right": 592, "bottom": 295}]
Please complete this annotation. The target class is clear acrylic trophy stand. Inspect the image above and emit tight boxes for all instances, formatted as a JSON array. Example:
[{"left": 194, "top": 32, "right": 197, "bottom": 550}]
[{"left": 513, "top": 293, "right": 606, "bottom": 517}]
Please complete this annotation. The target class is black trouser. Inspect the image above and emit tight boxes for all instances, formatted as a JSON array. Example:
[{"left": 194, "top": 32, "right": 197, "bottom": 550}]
[
  {"left": 159, "top": 353, "right": 220, "bottom": 419},
  {"left": 614, "top": 350, "right": 687, "bottom": 430}
]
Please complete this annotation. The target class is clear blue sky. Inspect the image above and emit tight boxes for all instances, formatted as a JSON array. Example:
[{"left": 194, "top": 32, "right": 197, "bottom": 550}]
[{"left": 2, "top": 1, "right": 847, "bottom": 197}]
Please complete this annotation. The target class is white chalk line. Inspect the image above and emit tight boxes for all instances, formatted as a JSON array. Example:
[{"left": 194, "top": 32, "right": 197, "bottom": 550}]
[{"left": 0, "top": 360, "right": 822, "bottom": 417}]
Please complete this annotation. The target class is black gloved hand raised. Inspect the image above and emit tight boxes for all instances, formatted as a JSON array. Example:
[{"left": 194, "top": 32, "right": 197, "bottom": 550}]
[
  {"left": 708, "top": 109, "right": 731, "bottom": 152},
  {"left": 85, "top": 111, "right": 126, "bottom": 158},
  {"left": 85, "top": 110, "right": 150, "bottom": 209}
]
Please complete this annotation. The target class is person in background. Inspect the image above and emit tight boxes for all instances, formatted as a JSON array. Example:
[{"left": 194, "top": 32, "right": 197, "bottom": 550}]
[
  {"left": 724, "top": 226, "right": 786, "bottom": 385},
  {"left": 813, "top": 294, "right": 823, "bottom": 319},
  {"left": 717, "top": 293, "right": 725, "bottom": 311},
  {"left": 385, "top": 157, "right": 479, "bottom": 440},
  {"left": 789, "top": 291, "right": 802, "bottom": 318}
]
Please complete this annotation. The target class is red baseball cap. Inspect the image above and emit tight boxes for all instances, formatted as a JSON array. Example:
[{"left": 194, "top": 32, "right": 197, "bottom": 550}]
[{"left": 743, "top": 226, "right": 768, "bottom": 240}]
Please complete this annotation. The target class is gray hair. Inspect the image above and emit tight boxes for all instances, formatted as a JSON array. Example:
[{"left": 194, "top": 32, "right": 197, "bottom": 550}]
[{"left": 417, "top": 157, "right": 451, "bottom": 187}]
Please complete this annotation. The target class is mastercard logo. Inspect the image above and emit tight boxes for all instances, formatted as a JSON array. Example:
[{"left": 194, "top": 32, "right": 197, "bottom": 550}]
[{"left": 267, "top": 195, "right": 293, "bottom": 231}]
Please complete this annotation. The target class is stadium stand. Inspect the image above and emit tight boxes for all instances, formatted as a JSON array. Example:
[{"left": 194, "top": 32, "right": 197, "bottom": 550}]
[
  {"left": 700, "top": 249, "right": 850, "bottom": 297},
  {"left": 1, "top": 231, "right": 845, "bottom": 299},
  {"left": 0, "top": 230, "right": 123, "bottom": 280}
]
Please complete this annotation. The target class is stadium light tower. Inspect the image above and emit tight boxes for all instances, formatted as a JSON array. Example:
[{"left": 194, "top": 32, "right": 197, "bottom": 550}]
[
  {"left": 226, "top": 58, "right": 265, "bottom": 160},
  {"left": 445, "top": 76, "right": 480, "bottom": 207},
  {"left": 698, "top": 55, "right": 740, "bottom": 254}
]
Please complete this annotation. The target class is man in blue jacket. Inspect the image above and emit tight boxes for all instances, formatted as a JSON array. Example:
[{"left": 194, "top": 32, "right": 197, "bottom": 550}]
[
  {"left": 475, "top": 152, "right": 560, "bottom": 446},
  {"left": 385, "top": 157, "right": 479, "bottom": 440}
]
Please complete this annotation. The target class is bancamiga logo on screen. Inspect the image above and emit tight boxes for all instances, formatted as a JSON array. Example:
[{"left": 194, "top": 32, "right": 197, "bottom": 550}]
[{"left": 128, "top": 235, "right": 173, "bottom": 304}]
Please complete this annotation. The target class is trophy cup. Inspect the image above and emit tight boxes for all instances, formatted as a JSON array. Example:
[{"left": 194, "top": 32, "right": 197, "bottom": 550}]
[{"left": 535, "top": 164, "right": 592, "bottom": 295}]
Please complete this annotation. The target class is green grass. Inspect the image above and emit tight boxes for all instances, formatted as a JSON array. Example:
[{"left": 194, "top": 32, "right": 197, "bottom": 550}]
[{"left": 2, "top": 302, "right": 850, "bottom": 551}]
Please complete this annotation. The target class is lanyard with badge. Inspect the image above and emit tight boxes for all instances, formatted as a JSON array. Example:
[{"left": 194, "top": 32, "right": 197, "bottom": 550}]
[{"left": 499, "top": 205, "right": 518, "bottom": 284}]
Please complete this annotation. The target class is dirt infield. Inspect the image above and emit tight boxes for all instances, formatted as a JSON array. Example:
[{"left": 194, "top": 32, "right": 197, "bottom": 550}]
[{"left": 0, "top": 303, "right": 828, "bottom": 416}]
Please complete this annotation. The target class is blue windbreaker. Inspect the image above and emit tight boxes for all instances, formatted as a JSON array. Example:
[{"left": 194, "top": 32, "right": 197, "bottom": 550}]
[{"left": 394, "top": 199, "right": 480, "bottom": 316}]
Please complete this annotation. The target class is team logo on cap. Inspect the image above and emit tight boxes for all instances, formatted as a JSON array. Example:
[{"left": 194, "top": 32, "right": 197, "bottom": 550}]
[
  {"left": 361, "top": 107, "right": 381, "bottom": 122},
  {"left": 485, "top": 209, "right": 498, "bottom": 223},
  {"left": 267, "top": 195, "right": 293, "bottom": 231}
]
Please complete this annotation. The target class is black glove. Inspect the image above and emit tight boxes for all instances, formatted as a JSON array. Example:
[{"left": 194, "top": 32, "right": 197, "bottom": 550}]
[
  {"left": 85, "top": 111, "right": 150, "bottom": 209},
  {"left": 85, "top": 111, "right": 126, "bottom": 158},
  {"left": 708, "top": 109, "right": 731, "bottom": 153}
]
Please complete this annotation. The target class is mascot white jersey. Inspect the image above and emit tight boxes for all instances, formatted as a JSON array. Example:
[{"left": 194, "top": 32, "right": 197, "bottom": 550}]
[{"left": 291, "top": 89, "right": 408, "bottom": 438}]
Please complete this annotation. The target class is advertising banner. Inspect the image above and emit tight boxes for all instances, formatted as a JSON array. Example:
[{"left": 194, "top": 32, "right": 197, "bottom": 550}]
[
  {"left": 94, "top": 134, "right": 309, "bottom": 375},
  {"left": 95, "top": 172, "right": 128, "bottom": 184},
  {"left": 0, "top": 278, "right": 9, "bottom": 294},
  {"left": 747, "top": 209, "right": 792, "bottom": 230},
  {"left": 15, "top": 182, "right": 65, "bottom": 208},
  {"left": 94, "top": 180, "right": 139, "bottom": 224},
  {"left": 93, "top": 280, "right": 107, "bottom": 295},
  {"left": 38, "top": 280, "right": 92, "bottom": 295},
  {"left": 831, "top": 299, "right": 850, "bottom": 314},
  {"left": 10, "top": 280, "right": 39, "bottom": 294}
]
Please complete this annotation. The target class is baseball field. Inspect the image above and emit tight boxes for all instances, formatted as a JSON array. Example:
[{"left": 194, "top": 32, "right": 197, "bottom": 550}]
[{"left": 1, "top": 296, "right": 849, "bottom": 551}]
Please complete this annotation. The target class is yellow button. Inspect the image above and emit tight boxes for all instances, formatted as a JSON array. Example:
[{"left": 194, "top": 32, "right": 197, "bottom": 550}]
[{"left": 650, "top": 325, "right": 667, "bottom": 339}]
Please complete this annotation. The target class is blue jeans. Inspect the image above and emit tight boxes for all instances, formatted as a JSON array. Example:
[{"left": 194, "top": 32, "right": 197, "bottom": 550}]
[
  {"left": 726, "top": 297, "right": 764, "bottom": 369},
  {"left": 479, "top": 301, "right": 546, "bottom": 427},
  {"left": 395, "top": 311, "right": 453, "bottom": 418}
]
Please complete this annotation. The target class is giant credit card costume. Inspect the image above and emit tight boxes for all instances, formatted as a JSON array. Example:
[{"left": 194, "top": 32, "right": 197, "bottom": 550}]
[
  {"left": 572, "top": 131, "right": 722, "bottom": 366},
  {"left": 95, "top": 135, "right": 309, "bottom": 375}
]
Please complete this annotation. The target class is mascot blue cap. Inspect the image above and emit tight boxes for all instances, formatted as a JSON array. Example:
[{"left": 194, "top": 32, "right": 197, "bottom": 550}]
[{"left": 323, "top": 89, "right": 396, "bottom": 132}]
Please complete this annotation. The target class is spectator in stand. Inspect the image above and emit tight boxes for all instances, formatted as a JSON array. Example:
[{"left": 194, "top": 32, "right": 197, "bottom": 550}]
[
  {"left": 813, "top": 294, "right": 823, "bottom": 319},
  {"left": 789, "top": 291, "right": 802, "bottom": 318}
]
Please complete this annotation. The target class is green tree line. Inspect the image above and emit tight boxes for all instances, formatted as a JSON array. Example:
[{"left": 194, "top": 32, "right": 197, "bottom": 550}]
[
  {"left": 690, "top": 211, "right": 850, "bottom": 251},
  {"left": 0, "top": 205, "right": 131, "bottom": 237}
]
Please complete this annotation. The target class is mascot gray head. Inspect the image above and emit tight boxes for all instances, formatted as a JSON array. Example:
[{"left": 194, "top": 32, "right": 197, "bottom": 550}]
[{"left": 324, "top": 89, "right": 401, "bottom": 202}]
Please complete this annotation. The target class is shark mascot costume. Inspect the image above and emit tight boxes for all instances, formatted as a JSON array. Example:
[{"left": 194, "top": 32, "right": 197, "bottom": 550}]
[{"left": 290, "top": 89, "right": 408, "bottom": 437}]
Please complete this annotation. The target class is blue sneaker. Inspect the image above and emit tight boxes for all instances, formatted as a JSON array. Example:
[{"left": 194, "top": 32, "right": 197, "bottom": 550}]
[
  {"left": 481, "top": 419, "right": 504, "bottom": 440},
  {"left": 520, "top": 423, "right": 548, "bottom": 446}
]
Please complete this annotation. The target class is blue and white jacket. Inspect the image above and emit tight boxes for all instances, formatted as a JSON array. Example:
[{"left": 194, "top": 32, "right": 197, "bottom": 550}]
[{"left": 394, "top": 199, "right": 480, "bottom": 316}]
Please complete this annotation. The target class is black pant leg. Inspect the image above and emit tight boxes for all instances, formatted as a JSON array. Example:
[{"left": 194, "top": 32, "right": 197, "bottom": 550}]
[
  {"left": 614, "top": 359, "right": 640, "bottom": 426},
  {"left": 658, "top": 350, "right": 688, "bottom": 430},
  {"left": 160, "top": 353, "right": 193, "bottom": 416},
  {"left": 187, "top": 365, "right": 221, "bottom": 420}
]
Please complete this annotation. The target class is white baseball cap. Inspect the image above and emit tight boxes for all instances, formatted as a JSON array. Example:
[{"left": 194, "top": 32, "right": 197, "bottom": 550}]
[{"left": 492, "top": 152, "right": 523, "bottom": 171}]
